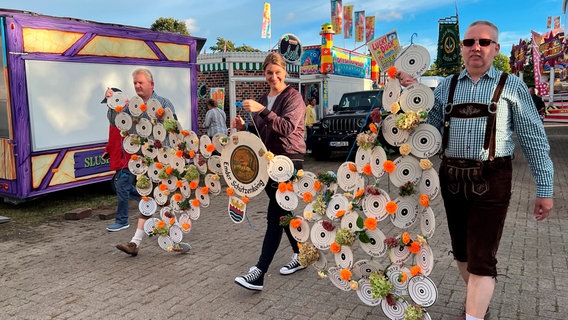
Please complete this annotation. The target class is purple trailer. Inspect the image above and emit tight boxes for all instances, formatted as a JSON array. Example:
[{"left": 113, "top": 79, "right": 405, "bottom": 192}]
[{"left": 0, "top": 9, "right": 205, "bottom": 202}]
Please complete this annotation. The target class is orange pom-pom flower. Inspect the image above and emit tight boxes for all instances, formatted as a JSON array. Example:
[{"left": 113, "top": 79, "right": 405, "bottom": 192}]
[
  {"left": 387, "top": 66, "right": 397, "bottom": 79},
  {"left": 385, "top": 201, "right": 398, "bottom": 214},
  {"left": 226, "top": 188, "right": 235, "bottom": 196},
  {"left": 364, "top": 217, "right": 377, "bottom": 230},
  {"left": 314, "top": 180, "right": 322, "bottom": 191},
  {"left": 383, "top": 160, "right": 396, "bottom": 173},
  {"left": 302, "top": 192, "right": 313, "bottom": 203},
  {"left": 330, "top": 242, "right": 341, "bottom": 254},
  {"left": 340, "top": 268, "right": 352, "bottom": 281},
  {"left": 290, "top": 218, "right": 302, "bottom": 229}
]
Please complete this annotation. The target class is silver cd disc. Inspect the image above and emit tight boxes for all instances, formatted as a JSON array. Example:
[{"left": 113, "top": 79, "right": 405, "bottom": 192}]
[
  {"left": 310, "top": 220, "right": 336, "bottom": 250},
  {"left": 356, "top": 279, "right": 382, "bottom": 306},
  {"left": 128, "top": 158, "right": 148, "bottom": 175},
  {"left": 268, "top": 155, "right": 295, "bottom": 182},
  {"left": 334, "top": 245, "right": 354, "bottom": 269},
  {"left": 408, "top": 124, "right": 442, "bottom": 158},
  {"left": 370, "top": 146, "right": 388, "bottom": 178},
  {"left": 123, "top": 134, "right": 141, "bottom": 154},
  {"left": 389, "top": 155, "right": 421, "bottom": 187},
  {"left": 106, "top": 91, "right": 128, "bottom": 110},
  {"left": 136, "top": 117, "right": 153, "bottom": 138},
  {"left": 143, "top": 217, "right": 160, "bottom": 235},
  {"left": 336, "top": 161, "right": 360, "bottom": 192},
  {"left": 138, "top": 197, "right": 157, "bottom": 217},
  {"left": 381, "top": 114, "right": 409, "bottom": 147},
  {"left": 419, "top": 168, "right": 440, "bottom": 200},
  {"left": 382, "top": 77, "right": 401, "bottom": 108},
  {"left": 199, "top": 135, "right": 213, "bottom": 158},
  {"left": 359, "top": 228, "right": 388, "bottom": 257},
  {"left": 414, "top": 243, "right": 434, "bottom": 277},
  {"left": 408, "top": 275, "right": 438, "bottom": 307},
  {"left": 293, "top": 170, "right": 317, "bottom": 197},
  {"left": 204, "top": 174, "right": 221, "bottom": 195},
  {"left": 153, "top": 122, "right": 167, "bottom": 142},
  {"left": 381, "top": 295, "right": 408, "bottom": 320},
  {"left": 114, "top": 112, "right": 132, "bottom": 131},
  {"left": 340, "top": 211, "right": 362, "bottom": 232},
  {"left": 327, "top": 266, "right": 351, "bottom": 291},
  {"left": 290, "top": 216, "right": 310, "bottom": 243},
  {"left": 386, "top": 264, "right": 410, "bottom": 296},
  {"left": 326, "top": 194, "right": 350, "bottom": 220},
  {"left": 146, "top": 98, "right": 162, "bottom": 119},
  {"left": 276, "top": 189, "right": 298, "bottom": 211},
  {"left": 399, "top": 83, "right": 435, "bottom": 113},
  {"left": 395, "top": 44, "right": 430, "bottom": 78},
  {"left": 352, "top": 259, "right": 384, "bottom": 280},
  {"left": 362, "top": 191, "right": 391, "bottom": 221},
  {"left": 128, "top": 95, "right": 144, "bottom": 117},
  {"left": 390, "top": 196, "right": 419, "bottom": 229},
  {"left": 420, "top": 207, "right": 436, "bottom": 238}
]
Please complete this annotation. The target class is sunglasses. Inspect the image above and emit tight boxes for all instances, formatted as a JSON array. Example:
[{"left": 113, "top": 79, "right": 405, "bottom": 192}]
[{"left": 462, "top": 38, "right": 497, "bottom": 47}]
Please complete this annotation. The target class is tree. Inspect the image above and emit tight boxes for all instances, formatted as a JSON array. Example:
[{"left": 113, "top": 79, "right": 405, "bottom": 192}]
[
  {"left": 150, "top": 17, "right": 189, "bottom": 35},
  {"left": 209, "top": 37, "right": 260, "bottom": 53},
  {"left": 424, "top": 51, "right": 511, "bottom": 77},
  {"left": 493, "top": 53, "right": 511, "bottom": 73}
]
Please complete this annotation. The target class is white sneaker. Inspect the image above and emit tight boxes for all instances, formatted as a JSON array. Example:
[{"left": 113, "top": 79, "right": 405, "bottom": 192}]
[{"left": 279, "top": 253, "right": 306, "bottom": 275}]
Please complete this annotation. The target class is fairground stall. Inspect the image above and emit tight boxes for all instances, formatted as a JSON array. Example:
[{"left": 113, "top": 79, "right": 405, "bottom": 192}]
[{"left": 0, "top": 9, "right": 205, "bottom": 202}]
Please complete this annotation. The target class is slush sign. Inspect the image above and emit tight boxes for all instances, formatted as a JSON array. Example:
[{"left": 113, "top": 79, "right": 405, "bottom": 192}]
[{"left": 74, "top": 148, "right": 110, "bottom": 178}]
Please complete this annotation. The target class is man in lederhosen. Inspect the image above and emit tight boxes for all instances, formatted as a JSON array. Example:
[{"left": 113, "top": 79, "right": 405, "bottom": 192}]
[{"left": 398, "top": 21, "right": 554, "bottom": 320}]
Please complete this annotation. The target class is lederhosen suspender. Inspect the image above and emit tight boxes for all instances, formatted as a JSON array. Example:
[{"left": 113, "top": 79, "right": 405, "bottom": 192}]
[{"left": 442, "top": 72, "right": 509, "bottom": 161}]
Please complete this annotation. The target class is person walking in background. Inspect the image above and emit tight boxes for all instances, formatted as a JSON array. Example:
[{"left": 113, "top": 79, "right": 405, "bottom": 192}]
[
  {"left": 231, "top": 52, "right": 306, "bottom": 291},
  {"left": 529, "top": 86, "right": 546, "bottom": 121},
  {"left": 304, "top": 98, "right": 316, "bottom": 154},
  {"left": 101, "top": 88, "right": 140, "bottom": 232},
  {"left": 203, "top": 98, "right": 228, "bottom": 138},
  {"left": 398, "top": 21, "right": 553, "bottom": 320},
  {"left": 109, "top": 68, "right": 186, "bottom": 256}
]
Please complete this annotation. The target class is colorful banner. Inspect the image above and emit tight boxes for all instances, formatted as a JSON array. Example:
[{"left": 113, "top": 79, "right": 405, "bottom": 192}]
[
  {"left": 531, "top": 31, "right": 549, "bottom": 96},
  {"left": 332, "top": 47, "right": 371, "bottom": 78},
  {"left": 554, "top": 16, "right": 561, "bottom": 29},
  {"left": 331, "top": 0, "right": 343, "bottom": 35},
  {"left": 437, "top": 21, "right": 461, "bottom": 68},
  {"left": 261, "top": 2, "right": 271, "bottom": 39},
  {"left": 365, "top": 16, "right": 375, "bottom": 43},
  {"left": 368, "top": 30, "right": 401, "bottom": 71},
  {"left": 210, "top": 87, "right": 225, "bottom": 108},
  {"left": 355, "top": 11, "right": 365, "bottom": 42},
  {"left": 300, "top": 46, "right": 322, "bottom": 75},
  {"left": 510, "top": 39, "right": 527, "bottom": 74},
  {"left": 547, "top": 16, "right": 552, "bottom": 29},
  {"left": 343, "top": 5, "right": 353, "bottom": 39}
]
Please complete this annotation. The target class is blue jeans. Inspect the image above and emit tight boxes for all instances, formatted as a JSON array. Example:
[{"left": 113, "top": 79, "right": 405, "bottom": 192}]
[{"left": 114, "top": 169, "right": 140, "bottom": 225}]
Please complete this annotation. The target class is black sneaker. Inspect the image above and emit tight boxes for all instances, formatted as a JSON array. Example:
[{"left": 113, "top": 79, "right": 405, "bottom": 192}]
[
  {"left": 279, "top": 253, "right": 306, "bottom": 275},
  {"left": 235, "top": 266, "right": 264, "bottom": 291}
]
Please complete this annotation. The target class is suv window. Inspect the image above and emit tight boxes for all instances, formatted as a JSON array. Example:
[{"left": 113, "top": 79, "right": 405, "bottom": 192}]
[{"left": 337, "top": 91, "right": 382, "bottom": 111}]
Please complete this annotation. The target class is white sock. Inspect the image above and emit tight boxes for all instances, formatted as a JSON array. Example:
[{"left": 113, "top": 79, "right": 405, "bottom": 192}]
[
  {"left": 466, "top": 314, "right": 483, "bottom": 320},
  {"left": 130, "top": 229, "right": 145, "bottom": 246}
]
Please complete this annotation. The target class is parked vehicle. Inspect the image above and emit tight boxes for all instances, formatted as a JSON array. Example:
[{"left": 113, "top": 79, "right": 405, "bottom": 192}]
[
  {"left": 0, "top": 9, "right": 205, "bottom": 202},
  {"left": 310, "top": 89, "right": 383, "bottom": 161}
]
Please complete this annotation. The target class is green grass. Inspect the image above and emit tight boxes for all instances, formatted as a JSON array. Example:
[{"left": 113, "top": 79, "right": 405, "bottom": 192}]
[{"left": 0, "top": 182, "right": 117, "bottom": 240}]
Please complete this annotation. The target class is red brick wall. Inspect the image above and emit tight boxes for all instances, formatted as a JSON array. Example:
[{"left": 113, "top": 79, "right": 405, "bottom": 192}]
[{"left": 196, "top": 68, "right": 300, "bottom": 136}]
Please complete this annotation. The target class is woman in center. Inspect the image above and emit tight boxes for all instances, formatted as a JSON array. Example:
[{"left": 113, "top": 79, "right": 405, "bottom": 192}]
[{"left": 231, "top": 52, "right": 306, "bottom": 291}]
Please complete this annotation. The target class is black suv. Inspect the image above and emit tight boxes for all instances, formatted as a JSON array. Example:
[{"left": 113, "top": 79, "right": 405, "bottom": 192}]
[{"left": 310, "top": 90, "right": 384, "bottom": 161}]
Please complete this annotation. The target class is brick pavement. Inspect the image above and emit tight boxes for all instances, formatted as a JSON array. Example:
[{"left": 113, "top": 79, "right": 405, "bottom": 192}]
[{"left": 0, "top": 124, "right": 566, "bottom": 320}]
